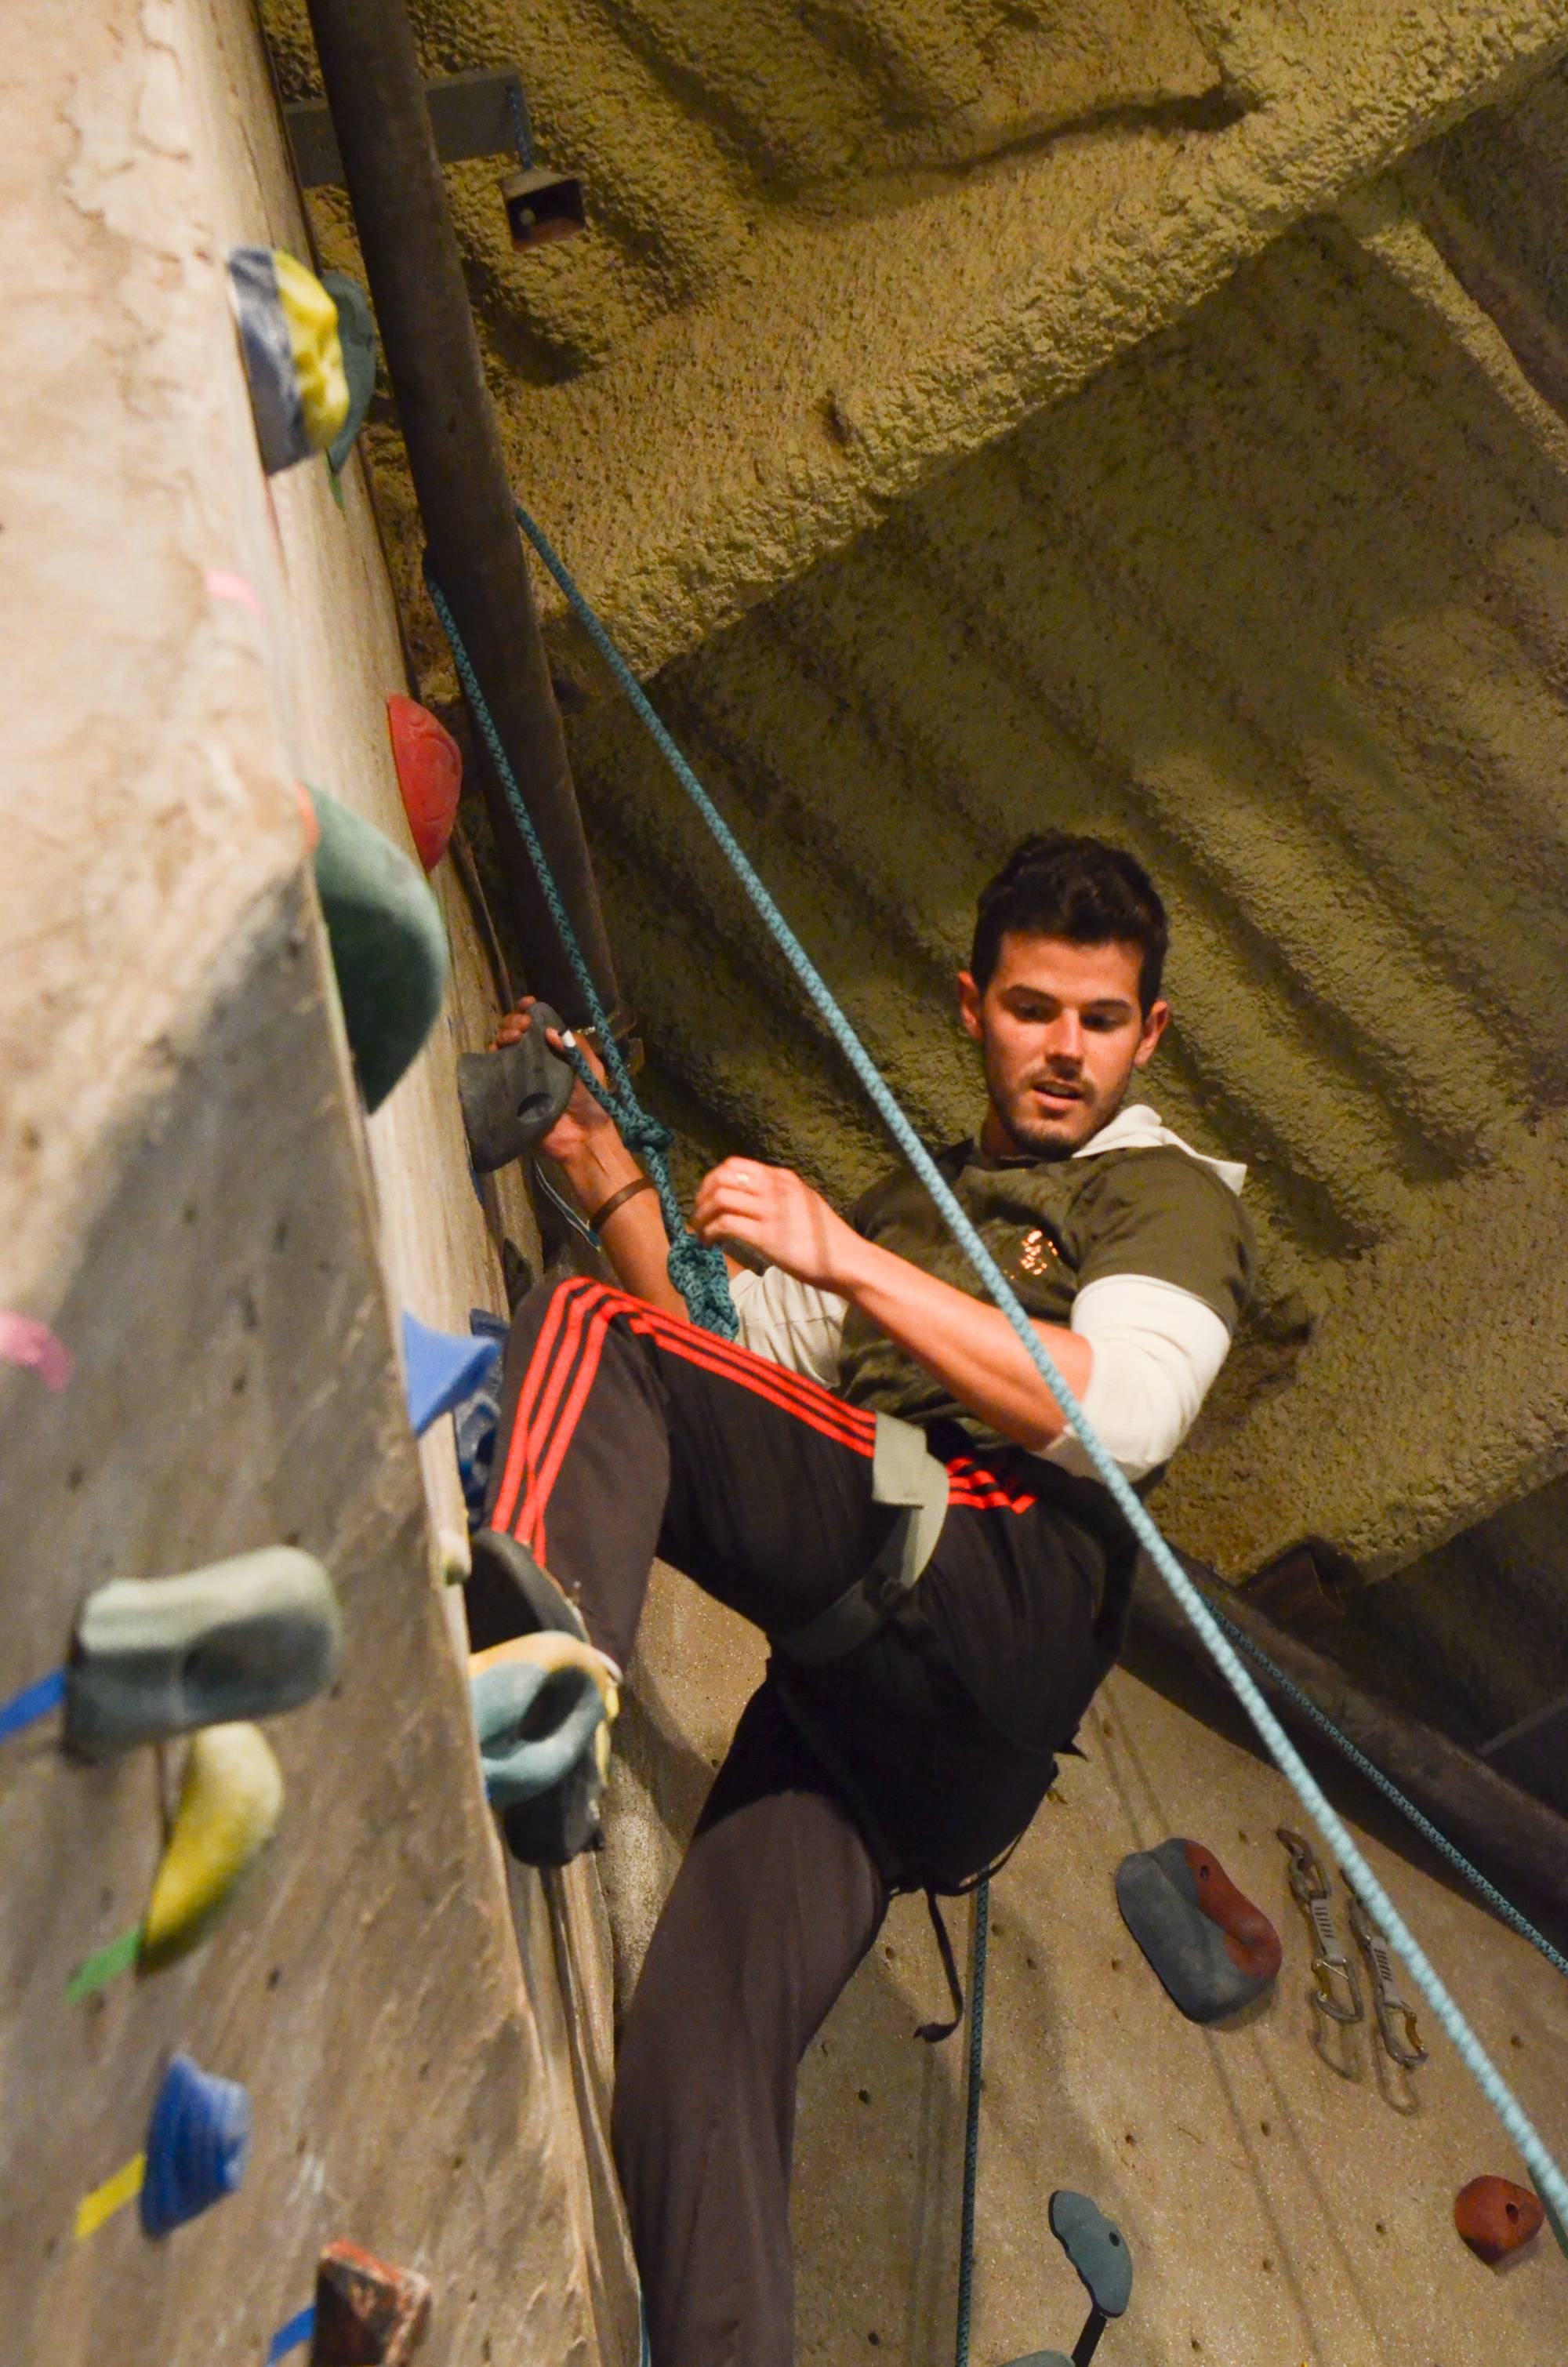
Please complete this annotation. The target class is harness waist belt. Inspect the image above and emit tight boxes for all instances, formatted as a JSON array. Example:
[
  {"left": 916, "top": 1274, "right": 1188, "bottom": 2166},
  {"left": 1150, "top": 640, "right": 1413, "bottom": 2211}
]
[{"left": 771, "top": 1413, "right": 949, "bottom": 1668}]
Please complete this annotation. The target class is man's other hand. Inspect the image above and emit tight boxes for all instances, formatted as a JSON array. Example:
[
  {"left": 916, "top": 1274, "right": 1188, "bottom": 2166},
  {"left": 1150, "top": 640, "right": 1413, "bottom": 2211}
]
[{"left": 692, "top": 1160, "right": 860, "bottom": 1291}]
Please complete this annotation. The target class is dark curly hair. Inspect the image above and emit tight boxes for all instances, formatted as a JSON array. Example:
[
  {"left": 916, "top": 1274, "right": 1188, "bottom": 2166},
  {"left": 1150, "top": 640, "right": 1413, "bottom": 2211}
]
[{"left": 971, "top": 832, "right": 1167, "bottom": 1011}]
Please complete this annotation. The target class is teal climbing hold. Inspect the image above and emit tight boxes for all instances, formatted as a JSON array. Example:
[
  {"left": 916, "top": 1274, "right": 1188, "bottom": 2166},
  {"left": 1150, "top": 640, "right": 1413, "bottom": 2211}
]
[
  {"left": 65, "top": 1547, "right": 343, "bottom": 1761},
  {"left": 401, "top": 1311, "right": 499, "bottom": 1437},
  {"left": 141, "top": 2053, "right": 251, "bottom": 2238},
  {"left": 320, "top": 272, "right": 376, "bottom": 473},
  {"left": 309, "top": 787, "right": 449, "bottom": 1112},
  {"left": 469, "top": 1629, "right": 616, "bottom": 1865},
  {"left": 470, "top": 1646, "right": 607, "bottom": 1810},
  {"left": 1049, "top": 2191, "right": 1132, "bottom": 2318}
]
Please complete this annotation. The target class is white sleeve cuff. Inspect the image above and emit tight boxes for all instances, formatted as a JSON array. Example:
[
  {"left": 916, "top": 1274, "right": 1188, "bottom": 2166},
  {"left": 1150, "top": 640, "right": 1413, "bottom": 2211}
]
[
  {"left": 1042, "top": 1274, "right": 1232, "bottom": 1484},
  {"left": 728, "top": 1265, "right": 848, "bottom": 1385}
]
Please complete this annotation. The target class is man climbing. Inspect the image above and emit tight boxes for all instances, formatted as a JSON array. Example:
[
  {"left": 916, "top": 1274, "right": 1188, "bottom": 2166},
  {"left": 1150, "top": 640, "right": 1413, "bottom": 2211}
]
[{"left": 470, "top": 831, "right": 1253, "bottom": 2367}]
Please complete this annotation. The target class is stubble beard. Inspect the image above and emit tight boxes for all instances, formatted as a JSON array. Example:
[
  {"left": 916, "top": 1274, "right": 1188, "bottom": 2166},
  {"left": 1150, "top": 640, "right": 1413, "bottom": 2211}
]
[{"left": 984, "top": 1051, "right": 1132, "bottom": 1160}]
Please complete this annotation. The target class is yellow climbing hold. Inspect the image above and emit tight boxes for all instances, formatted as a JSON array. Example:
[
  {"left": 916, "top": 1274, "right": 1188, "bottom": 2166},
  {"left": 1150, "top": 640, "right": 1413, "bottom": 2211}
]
[
  {"left": 272, "top": 250, "right": 350, "bottom": 453},
  {"left": 140, "top": 1723, "right": 284, "bottom": 1972}
]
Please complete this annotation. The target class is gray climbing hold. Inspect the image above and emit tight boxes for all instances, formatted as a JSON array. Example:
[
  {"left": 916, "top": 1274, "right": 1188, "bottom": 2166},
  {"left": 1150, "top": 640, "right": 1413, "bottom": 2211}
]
[
  {"left": 456, "top": 1004, "right": 575, "bottom": 1174},
  {"left": 66, "top": 1548, "right": 343, "bottom": 1761},
  {"left": 1049, "top": 2191, "right": 1132, "bottom": 2318},
  {"left": 996, "top": 2354, "right": 1072, "bottom": 2366},
  {"left": 1115, "top": 1837, "right": 1280, "bottom": 2024}
]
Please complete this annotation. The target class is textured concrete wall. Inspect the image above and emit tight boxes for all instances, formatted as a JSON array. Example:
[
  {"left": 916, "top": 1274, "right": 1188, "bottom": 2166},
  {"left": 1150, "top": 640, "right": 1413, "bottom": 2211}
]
[
  {"left": 0, "top": 2, "right": 631, "bottom": 2357},
  {"left": 558, "top": 176, "right": 1568, "bottom": 1612},
  {"left": 266, "top": 0, "right": 1568, "bottom": 685}
]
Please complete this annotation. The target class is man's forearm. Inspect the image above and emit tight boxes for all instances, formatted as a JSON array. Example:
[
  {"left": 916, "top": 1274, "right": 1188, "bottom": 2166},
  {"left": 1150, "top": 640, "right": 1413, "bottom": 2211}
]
[
  {"left": 554, "top": 1135, "right": 687, "bottom": 1316},
  {"left": 833, "top": 1233, "right": 1092, "bottom": 1451}
]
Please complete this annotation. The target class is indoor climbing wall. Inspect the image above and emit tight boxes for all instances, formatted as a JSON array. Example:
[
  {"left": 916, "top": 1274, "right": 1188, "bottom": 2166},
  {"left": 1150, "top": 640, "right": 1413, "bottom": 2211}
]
[
  {"left": 603, "top": 1567, "right": 1568, "bottom": 2366},
  {"left": 1, "top": 0, "right": 633, "bottom": 2359}
]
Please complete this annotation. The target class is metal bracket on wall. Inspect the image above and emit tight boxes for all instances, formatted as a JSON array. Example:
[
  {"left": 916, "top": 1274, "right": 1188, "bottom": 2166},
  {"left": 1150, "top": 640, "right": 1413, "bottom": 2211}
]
[{"left": 287, "top": 68, "right": 532, "bottom": 189}]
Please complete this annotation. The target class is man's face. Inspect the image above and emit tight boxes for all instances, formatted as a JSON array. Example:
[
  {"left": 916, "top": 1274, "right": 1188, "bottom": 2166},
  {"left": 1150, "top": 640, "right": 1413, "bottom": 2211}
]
[{"left": 958, "top": 931, "right": 1169, "bottom": 1158}]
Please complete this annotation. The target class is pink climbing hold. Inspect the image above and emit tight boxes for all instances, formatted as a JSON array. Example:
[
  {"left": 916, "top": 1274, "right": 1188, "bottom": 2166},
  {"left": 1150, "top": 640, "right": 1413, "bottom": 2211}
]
[
  {"left": 0, "top": 1313, "right": 71, "bottom": 1392},
  {"left": 386, "top": 695, "right": 461, "bottom": 872}
]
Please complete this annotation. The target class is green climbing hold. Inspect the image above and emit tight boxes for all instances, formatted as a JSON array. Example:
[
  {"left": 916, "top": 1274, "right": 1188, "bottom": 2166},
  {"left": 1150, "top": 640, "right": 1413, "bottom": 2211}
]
[
  {"left": 309, "top": 787, "right": 449, "bottom": 1112},
  {"left": 65, "top": 1547, "right": 342, "bottom": 1760}
]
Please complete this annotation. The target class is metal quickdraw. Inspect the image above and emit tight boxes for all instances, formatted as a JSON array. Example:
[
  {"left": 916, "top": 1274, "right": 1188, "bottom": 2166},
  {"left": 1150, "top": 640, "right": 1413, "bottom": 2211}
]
[
  {"left": 1277, "top": 1828, "right": 1363, "bottom": 2029},
  {"left": 1342, "top": 1870, "right": 1428, "bottom": 2071}
]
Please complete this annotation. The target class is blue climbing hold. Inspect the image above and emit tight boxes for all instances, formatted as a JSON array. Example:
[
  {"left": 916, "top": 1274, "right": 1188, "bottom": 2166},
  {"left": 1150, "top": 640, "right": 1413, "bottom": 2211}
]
[
  {"left": 456, "top": 1311, "right": 507, "bottom": 1522},
  {"left": 1049, "top": 2191, "right": 1132, "bottom": 2318},
  {"left": 402, "top": 1312, "right": 500, "bottom": 1439},
  {"left": 141, "top": 2053, "right": 251, "bottom": 2238}
]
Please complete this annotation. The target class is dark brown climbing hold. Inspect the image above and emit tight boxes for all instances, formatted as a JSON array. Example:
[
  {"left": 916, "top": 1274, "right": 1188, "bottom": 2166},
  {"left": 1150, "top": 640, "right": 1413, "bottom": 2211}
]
[
  {"left": 311, "top": 2241, "right": 431, "bottom": 2364},
  {"left": 1454, "top": 2176, "right": 1544, "bottom": 2265},
  {"left": 1183, "top": 1842, "right": 1284, "bottom": 1982}
]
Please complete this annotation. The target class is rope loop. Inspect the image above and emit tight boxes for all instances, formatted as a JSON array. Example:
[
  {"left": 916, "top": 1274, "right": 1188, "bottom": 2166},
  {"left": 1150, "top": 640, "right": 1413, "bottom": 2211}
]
[{"left": 423, "top": 556, "right": 738, "bottom": 1340}]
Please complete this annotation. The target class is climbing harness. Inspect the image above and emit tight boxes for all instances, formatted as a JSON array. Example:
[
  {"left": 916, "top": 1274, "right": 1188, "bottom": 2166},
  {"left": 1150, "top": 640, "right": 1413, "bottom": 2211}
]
[
  {"left": 770, "top": 1410, "right": 949, "bottom": 1666},
  {"left": 423, "top": 561, "right": 736, "bottom": 1340},
  {"left": 1278, "top": 1828, "right": 1363, "bottom": 2033},
  {"left": 1343, "top": 1868, "right": 1427, "bottom": 2071},
  {"left": 431, "top": 495, "right": 1568, "bottom": 2233}
]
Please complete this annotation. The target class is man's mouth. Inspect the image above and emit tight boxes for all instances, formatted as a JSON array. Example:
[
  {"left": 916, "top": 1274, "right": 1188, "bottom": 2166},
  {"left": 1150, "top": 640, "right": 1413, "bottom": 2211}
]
[{"left": 1029, "top": 1080, "right": 1084, "bottom": 1106}]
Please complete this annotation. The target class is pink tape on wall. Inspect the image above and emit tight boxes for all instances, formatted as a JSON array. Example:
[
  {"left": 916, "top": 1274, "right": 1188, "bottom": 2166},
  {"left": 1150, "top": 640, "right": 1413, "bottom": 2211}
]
[
  {"left": 0, "top": 1314, "right": 71, "bottom": 1391},
  {"left": 204, "top": 568, "right": 263, "bottom": 620}
]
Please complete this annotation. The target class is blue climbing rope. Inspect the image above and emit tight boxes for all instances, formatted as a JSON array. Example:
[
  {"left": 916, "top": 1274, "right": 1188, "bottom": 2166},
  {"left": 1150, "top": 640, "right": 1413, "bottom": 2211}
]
[
  {"left": 423, "top": 562, "right": 736, "bottom": 1340},
  {"left": 1207, "top": 1602, "right": 1568, "bottom": 1983},
  {"left": 953, "top": 1876, "right": 988, "bottom": 2367},
  {"left": 501, "top": 492, "right": 1568, "bottom": 2228}
]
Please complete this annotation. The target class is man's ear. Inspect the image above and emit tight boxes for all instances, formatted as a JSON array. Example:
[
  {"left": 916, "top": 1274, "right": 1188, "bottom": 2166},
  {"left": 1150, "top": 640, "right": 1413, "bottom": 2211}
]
[
  {"left": 1133, "top": 998, "right": 1171, "bottom": 1070},
  {"left": 956, "top": 971, "right": 984, "bottom": 1045}
]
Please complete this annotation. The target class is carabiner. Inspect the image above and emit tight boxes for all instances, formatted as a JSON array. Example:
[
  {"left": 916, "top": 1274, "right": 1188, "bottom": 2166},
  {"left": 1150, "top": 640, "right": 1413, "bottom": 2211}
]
[
  {"left": 1277, "top": 1828, "right": 1363, "bottom": 2028},
  {"left": 1341, "top": 1873, "right": 1427, "bottom": 2071}
]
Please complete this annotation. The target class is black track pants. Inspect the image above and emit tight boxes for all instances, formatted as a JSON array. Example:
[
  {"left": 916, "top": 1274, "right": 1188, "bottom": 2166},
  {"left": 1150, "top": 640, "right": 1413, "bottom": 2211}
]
[{"left": 481, "top": 1277, "right": 1107, "bottom": 2367}]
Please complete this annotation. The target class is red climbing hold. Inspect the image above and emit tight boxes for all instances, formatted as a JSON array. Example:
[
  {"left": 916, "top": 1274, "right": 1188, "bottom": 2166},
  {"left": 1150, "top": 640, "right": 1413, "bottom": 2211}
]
[
  {"left": 1454, "top": 2176, "right": 1544, "bottom": 2264},
  {"left": 1183, "top": 1840, "right": 1283, "bottom": 1982},
  {"left": 311, "top": 2239, "right": 430, "bottom": 2363},
  {"left": 386, "top": 695, "right": 461, "bottom": 872}
]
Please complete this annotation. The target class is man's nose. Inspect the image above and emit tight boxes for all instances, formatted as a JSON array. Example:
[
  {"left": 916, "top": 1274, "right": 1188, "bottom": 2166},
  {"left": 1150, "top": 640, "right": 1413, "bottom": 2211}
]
[{"left": 1044, "top": 1014, "right": 1085, "bottom": 1065}]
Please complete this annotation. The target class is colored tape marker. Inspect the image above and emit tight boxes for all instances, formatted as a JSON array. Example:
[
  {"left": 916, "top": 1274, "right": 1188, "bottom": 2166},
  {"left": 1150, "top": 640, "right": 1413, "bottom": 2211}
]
[
  {"left": 266, "top": 2303, "right": 316, "bottom": 2362},
  {"left": 67, "top": 1921, "right": 143, "bottom": 2002},
  {"left": 0, "top": 1312, "right": 71, "bottom": 1391},
  {"left": 0, "top": 1665, "right": 65, "bottom": 1744},
  {"left": 204, "top": 568, "right": 263, "bottom": 619},
  {"left": 75, "top": 2151, "right": 146, "bottom": 2241}
]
